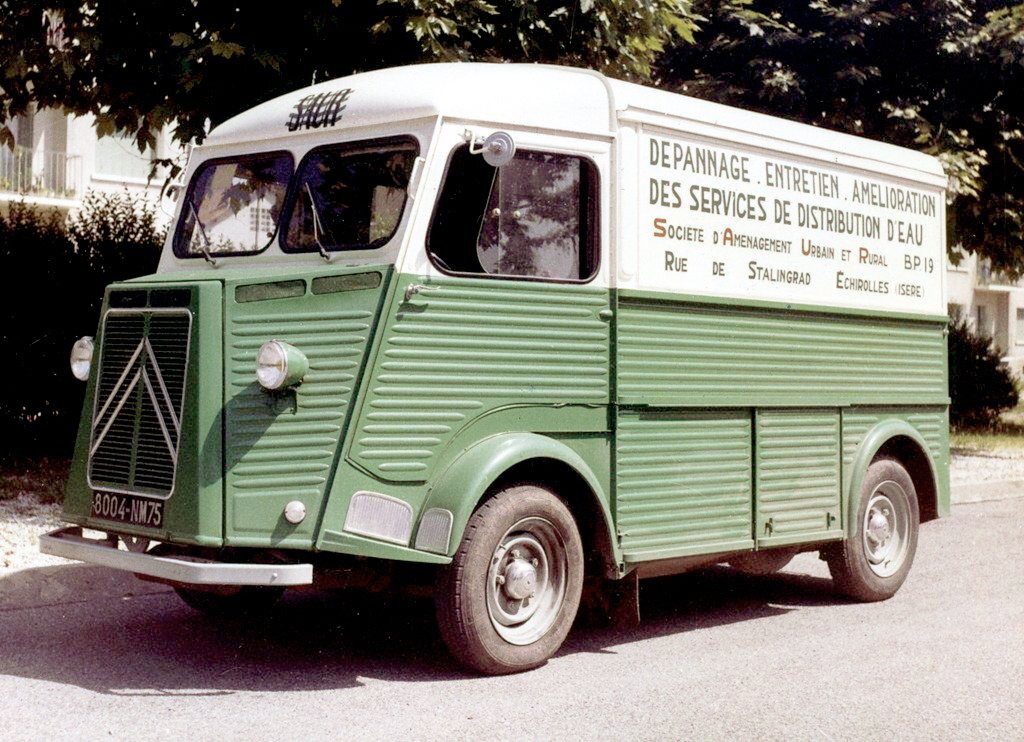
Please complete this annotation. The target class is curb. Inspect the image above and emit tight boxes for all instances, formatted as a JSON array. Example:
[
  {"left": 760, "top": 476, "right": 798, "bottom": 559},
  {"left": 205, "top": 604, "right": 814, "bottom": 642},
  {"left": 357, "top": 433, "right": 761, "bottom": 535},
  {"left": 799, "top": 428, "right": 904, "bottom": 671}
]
[{"left": 950, "top": 478, "right": 1024, "bottom": 505}]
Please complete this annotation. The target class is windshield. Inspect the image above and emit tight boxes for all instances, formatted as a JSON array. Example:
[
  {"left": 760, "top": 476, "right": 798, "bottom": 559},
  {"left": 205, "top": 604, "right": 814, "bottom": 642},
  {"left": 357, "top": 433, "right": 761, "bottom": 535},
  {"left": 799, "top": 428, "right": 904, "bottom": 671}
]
[
  {"left": 173, "top": 152, "right": 293, "bottom": 257},
  {"left": 283, "top": 139, "right": 417, "bottom": 253}
]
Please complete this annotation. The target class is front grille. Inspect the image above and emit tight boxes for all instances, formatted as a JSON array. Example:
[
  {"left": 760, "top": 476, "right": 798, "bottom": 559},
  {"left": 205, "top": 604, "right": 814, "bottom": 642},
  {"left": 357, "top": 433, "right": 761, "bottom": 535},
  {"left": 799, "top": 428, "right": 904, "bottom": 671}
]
[{"left": 88, "top": 306, "right": 192, "bottom": 499}]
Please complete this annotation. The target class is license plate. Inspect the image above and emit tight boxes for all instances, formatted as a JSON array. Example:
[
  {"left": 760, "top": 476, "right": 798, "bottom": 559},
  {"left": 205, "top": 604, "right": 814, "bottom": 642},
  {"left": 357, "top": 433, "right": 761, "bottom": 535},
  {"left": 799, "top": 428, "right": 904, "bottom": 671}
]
[{"left": 91, "top": 491, "right": 164, "bottom": 529}]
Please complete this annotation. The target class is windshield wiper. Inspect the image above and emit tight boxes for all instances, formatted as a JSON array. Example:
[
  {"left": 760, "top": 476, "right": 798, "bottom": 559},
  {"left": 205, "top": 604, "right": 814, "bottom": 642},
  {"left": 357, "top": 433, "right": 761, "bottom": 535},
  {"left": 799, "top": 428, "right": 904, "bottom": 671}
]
[
  {"left": 304, "top": 183, "right": 331, "bottom": 262},
  {"left": 186, "top": 197, "right": 218, "bottom": 267}
]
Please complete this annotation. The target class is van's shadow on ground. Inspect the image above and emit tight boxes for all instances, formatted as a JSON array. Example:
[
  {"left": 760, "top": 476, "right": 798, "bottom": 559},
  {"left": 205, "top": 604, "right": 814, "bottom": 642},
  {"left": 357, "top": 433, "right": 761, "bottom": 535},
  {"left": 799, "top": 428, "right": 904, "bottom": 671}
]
[{"left": 1, "top": 562, "right": 845, "bottom": 695}]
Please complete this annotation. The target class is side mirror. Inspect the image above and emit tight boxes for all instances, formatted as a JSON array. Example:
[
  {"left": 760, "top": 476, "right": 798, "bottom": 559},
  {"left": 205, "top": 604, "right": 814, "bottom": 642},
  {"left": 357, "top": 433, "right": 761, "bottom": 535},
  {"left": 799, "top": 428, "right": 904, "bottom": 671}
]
[{"left": 471, "top": 131, "right": 516, "bottom": 168}]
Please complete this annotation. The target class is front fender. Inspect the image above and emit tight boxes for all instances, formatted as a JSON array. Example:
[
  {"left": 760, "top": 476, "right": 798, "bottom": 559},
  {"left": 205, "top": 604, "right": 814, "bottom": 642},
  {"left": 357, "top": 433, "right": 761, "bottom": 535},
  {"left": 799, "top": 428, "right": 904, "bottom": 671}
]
[
  {"left": 420, "top": 432, "right": 619, "bottom": 564},
  {"left": 845, "top": 419, "right": 938, "bottom": 532}
]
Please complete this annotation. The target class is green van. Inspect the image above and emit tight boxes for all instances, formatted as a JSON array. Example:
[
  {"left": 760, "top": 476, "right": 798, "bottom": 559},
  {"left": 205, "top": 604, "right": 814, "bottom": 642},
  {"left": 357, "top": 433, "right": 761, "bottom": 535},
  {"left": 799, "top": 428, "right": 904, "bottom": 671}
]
[{"left": 43, "top": 63, "right": 949, "bottom": 674}]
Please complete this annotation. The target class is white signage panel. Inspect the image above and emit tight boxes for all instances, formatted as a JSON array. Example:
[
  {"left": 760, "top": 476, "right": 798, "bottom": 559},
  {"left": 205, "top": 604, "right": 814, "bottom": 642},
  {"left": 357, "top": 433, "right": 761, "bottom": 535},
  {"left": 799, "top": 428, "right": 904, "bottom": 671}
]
[{"left": 637, "top": 131, "right": 944, "bottom": 315}]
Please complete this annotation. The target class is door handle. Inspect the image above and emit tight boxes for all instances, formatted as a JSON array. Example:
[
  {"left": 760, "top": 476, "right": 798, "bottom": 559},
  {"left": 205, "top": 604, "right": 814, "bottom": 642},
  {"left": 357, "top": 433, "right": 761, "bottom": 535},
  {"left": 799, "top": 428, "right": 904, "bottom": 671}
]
[{"left": 405, "top": 284, "right": 441, "bottom": 301}]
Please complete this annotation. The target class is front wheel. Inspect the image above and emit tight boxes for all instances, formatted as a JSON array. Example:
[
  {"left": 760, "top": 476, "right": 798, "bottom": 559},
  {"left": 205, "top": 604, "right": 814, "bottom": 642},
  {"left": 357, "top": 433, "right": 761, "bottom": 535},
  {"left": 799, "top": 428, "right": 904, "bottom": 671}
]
[
  {"left": 826, "top": 457, "right": 919, "bottom": 601},
  {"left": 435, "top": 484, "right": 584, "bottom": 675}
]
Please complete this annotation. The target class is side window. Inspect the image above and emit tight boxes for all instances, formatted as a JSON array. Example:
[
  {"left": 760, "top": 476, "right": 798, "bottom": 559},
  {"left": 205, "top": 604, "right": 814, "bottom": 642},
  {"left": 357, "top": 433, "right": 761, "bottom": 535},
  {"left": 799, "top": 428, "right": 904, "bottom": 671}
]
[{"left": 427, "top": 145, "right": 598, "bottom": 281}]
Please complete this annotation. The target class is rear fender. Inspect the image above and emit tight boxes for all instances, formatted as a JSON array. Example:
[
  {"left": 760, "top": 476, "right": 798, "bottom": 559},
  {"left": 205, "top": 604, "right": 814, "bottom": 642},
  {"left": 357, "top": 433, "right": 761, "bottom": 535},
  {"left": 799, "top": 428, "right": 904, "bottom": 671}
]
[{"left": 845, "top": 420, "right": 939, "bottom": 532}]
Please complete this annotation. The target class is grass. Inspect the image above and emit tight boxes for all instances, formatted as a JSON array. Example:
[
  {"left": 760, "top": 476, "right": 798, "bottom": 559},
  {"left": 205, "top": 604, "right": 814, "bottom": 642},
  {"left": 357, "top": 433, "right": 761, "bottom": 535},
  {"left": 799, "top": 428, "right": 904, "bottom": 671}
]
[
  {"left": 0, "top": 457, "right": 70, "bottom": 504},
  {"left": 950, "top": 401, "right": 1024, "bottom": 454}
]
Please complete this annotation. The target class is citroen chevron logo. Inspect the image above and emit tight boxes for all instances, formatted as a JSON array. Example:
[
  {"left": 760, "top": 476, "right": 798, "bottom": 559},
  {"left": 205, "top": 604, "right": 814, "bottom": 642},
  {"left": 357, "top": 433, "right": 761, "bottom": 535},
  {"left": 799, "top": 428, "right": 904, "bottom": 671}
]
[{"left": 91, "top": 337, "right": 181, "bottom": 460}]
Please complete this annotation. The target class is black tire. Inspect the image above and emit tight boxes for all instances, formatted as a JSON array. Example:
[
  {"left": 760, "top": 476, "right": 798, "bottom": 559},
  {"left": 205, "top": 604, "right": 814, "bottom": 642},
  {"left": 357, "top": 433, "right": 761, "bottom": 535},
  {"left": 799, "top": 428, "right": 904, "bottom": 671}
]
[
  {"left": 826, "top": 457, "right": 920, "bottom": 601},
  {"left": 435, "top": 484, "right": 584, "bottom": 675},
  {"left": 174, "top": 586, "right": 284, "bottom": 617},
  {"left": 729, "top": 547, "right": 798, "bottom": 576}
]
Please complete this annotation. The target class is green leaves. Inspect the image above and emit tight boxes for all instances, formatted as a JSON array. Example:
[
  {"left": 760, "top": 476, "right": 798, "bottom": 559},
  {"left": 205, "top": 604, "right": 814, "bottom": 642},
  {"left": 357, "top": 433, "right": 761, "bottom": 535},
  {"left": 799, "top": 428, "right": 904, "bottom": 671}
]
[
  {"left": 1, "top": 0, "right": 698, "bottom": 152},
  {"left": 377, "top": 0, "right": 697, "bottom": 78},
  {"left": 658, "top": 0, "right": 1024, "bottom": 276},
  {"left": 94, "top": 112, "right": 117, "bottom": 139},
  {"left": 949, "top": 314, "right": 1019, "bottom": 427},
  {"left": 0, "top": 194, "right": 164, "bottom": 453}
]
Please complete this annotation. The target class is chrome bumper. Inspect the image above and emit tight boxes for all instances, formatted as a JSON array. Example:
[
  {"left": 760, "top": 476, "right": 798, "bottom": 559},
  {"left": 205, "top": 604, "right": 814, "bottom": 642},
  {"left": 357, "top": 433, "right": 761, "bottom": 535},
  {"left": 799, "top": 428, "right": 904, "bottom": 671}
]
[{"left": 39, "top": 527, "right": 313, "bottom": 586}]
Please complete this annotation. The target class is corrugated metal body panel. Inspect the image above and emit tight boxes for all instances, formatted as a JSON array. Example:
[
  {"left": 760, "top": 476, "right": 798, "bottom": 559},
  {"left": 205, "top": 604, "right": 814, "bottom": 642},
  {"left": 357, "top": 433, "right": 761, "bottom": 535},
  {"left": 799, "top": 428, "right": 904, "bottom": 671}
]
[
  {"left": 616, "top": 410, "right": 753, "bottom": 561},
  {"left": 350, "top": 277, "right": 610, "bottom": 481},
  {"left": 616, "top": 297, "right": 947, "bottom": 406},
  {"left": 842, "top": 407, "right": 949, "bottom": 471},
  {"left": 755, "top": 409, "right": 842, "bottom": 545},
  {"left": 225, "top": 282, "right": 384, "bottom": 539}
]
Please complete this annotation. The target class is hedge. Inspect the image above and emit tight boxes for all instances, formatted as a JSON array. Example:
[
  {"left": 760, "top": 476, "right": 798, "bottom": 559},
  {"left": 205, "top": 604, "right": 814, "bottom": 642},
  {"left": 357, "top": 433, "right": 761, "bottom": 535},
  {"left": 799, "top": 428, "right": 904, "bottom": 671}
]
[
  {"left": 0, "top": 192, "right": 163, "bottom": 455},
  {"left": 948, "top": 315, "right": 1019, "bottom": 428}
]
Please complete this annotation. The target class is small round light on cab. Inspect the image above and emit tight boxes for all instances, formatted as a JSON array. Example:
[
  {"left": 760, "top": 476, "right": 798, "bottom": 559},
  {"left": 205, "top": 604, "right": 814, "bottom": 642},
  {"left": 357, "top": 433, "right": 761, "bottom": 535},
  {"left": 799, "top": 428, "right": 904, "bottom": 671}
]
[
  {"left": 256, "top": 340, "right": 309, "bottom": 390},
  {"left": 70, "top": 336, "right": 94, "bottom": 381}
]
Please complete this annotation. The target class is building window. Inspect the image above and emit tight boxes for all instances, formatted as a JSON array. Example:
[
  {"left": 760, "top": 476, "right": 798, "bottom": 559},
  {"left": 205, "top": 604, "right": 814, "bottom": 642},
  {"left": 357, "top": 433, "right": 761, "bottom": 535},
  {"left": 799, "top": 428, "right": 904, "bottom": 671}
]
[
  {"left": 976, "top": 304, "right": 990, "bottom": 336},
  {"left": 94, "top": 132, "right": 155, "bottom": 180},
  {"left": 249, "top": 206, "right": 275, "bottom": 238},
  {"left": 1016, "top": 309, "right": 1024, "bottom": 346}
]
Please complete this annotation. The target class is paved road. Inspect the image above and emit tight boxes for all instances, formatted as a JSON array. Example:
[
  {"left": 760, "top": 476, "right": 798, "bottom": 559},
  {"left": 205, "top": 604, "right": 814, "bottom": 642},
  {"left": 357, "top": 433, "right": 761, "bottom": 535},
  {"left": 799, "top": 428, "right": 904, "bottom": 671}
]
[{"left": 1, "top": 498, "right": 1022, "bottom": 741}]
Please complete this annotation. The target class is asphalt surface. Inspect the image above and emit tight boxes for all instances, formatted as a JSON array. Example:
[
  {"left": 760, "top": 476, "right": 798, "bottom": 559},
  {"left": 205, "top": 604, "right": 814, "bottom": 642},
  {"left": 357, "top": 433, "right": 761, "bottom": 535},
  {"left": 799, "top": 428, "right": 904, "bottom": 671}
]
[{"left": 1, "top": 497, "right": 1022, "bottom": 741}]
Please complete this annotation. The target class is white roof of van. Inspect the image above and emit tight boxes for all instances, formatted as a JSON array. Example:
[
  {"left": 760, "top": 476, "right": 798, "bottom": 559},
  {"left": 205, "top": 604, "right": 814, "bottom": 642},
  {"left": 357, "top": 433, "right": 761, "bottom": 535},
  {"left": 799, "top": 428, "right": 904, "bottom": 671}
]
[
  {"left": 206, "top": 63, "right": 613, "bottom": 143},
  {"left": 206, "top": 62, "right": 945, "bottom": 184}
]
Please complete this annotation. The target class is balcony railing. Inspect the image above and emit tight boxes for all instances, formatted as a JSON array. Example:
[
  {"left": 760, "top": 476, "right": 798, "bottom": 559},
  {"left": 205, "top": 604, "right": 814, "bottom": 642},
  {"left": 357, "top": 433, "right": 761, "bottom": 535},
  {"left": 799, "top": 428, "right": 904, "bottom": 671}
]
[
  {"left": 0, "top": 146, "right": 82, "bottom": 200},
  {"left": 976, "top": 260, "right": 1021, "bottom": 288}
]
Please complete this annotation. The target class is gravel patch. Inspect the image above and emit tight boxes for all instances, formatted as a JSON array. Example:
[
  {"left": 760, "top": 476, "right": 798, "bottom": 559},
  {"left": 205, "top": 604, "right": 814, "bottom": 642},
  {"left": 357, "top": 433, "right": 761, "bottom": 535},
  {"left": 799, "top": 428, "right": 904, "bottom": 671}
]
[
  {"left": 0, "top": 496, "right": 68, "bottom": 572},
  {"left": 950, "top": 449, "right": 1024, "bottom": 485}
]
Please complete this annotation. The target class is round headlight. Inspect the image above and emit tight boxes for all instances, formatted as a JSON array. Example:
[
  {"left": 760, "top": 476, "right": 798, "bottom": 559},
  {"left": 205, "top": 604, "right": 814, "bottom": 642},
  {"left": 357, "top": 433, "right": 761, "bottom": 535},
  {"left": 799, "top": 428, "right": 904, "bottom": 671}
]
[
  {"left": 256, "top": 340, "right": 308, "bottom": 390},
  {"left": 70, "top": 336, "right": 94, "bottom": 381}
]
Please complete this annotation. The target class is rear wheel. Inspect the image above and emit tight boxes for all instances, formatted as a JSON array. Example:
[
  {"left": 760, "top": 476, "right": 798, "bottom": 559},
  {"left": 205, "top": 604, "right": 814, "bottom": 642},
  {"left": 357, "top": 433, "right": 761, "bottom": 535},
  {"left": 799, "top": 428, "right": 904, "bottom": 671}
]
[
  {"left": 174, "top": 586, "right": 284, "bottom": 617},
  {"left": 826, "top": 457, "right": 919, "bottom": 601},
  {"left": 436, "top": 484, "right": 584, "bottom": 675}
]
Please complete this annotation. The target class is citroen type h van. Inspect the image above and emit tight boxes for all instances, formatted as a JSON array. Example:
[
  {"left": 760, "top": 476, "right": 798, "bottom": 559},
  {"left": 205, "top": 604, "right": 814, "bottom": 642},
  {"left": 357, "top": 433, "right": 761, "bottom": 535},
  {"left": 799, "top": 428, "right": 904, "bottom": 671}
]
[{"left": 44, "top": 63, "right": 949, "bottom": 674}]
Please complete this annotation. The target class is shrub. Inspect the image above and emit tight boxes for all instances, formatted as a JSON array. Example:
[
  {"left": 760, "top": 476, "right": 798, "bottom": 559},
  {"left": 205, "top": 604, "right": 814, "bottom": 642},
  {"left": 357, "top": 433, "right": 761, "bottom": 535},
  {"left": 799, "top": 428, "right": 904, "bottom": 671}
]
[
  {"left": 948, "top": 315, "right": 1019, "bottom": 427},
  {"left": 68, "top": 190, "right": 165, "bottom": 282},
  {"left": 0, "top": 192, "right": 163, "bottom": 456}
]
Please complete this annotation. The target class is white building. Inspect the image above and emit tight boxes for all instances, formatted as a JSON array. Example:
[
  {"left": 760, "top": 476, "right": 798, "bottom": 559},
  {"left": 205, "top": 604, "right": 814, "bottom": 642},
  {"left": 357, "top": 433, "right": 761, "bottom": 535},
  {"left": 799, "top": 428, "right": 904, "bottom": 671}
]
[
  {"left": 0, "top": 105, "right": 184, "bottom": 224},
  {"left": 947, "top": 251, "right": 1024, "bottom": 375}
]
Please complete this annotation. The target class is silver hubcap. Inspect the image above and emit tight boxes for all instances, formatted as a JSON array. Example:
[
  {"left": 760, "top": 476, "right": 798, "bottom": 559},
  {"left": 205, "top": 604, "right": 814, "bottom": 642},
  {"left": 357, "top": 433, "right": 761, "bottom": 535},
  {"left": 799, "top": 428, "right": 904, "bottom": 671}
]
[
  {"left": 486, "top": 517, "right": 567, "bottom": 646},
  {"left": 862, "top": 481, "right": 911, "bottom": 578}
]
